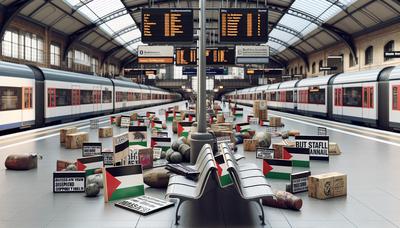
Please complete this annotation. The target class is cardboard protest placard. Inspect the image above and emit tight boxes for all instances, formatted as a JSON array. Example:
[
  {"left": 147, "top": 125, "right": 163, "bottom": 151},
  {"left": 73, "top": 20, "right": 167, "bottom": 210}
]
[
  {"left": 120, "top": 116, "right": 131, "bottom": 128},
  {"left": 256, "top": 148, "right": 274, "bottom": 159},
  {"left": 53, "top": 171, "right": 86, "bottom": 193},
  {"left": 289, "top": 171, "right": 311, "bottom": 194},
  {"left": 295, "top": 136, "right": 329, "bottom": 161},
  {"left": 113, "top": 132, "right": 129, "bottom": 165},
  {"left": 128, "top": 126, "right": 147, "bottom": 147},
  {"left": 82, "top": 142, "right": 102, "bottom": 157},
  {"left": 150, "top": 137, "right": 171, "bottom": 152}
]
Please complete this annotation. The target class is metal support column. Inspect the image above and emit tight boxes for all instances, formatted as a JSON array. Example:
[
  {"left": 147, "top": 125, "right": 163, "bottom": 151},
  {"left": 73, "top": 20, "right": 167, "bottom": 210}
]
[{"left": 190, "top": 0, "right": 214, "bottom": 164}]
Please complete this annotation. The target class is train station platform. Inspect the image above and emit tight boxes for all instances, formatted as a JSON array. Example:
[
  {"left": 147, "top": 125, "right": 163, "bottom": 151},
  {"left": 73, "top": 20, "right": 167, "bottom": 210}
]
[{"left": 1, "top": 101, "right": 399, "bottom": 228}]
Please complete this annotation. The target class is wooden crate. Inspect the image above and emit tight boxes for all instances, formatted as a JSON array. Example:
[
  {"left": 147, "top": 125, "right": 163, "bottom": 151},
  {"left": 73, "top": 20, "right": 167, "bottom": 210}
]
[
  {"left": 60, "top": 127, "right": 77, "bottom": 145},
  {"left": 243, "top": 139, "right": 258, "bottom": 151},
  {"left": 99, "top": 126, "right": 113, "bottom": 138},
  {"left": 65, "top": 132, "right": 89, "bottom": 149}
]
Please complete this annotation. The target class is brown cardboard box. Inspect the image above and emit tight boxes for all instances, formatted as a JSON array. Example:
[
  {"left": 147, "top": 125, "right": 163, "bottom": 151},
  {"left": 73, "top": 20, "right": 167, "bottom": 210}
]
[
  {"left": 211, "top": 123, "right": 233, "bottom": 132},
  {"left": 329, "top": 142, "right": 341, "bottom": 155},
  {"left": 243, "top": 139, "right": 258, "bottom": 151},
  {"left": 65, "top": 132, "right": 89, "bottom": 149},
  {"left": 308, "top": 172, "right": 347, "bottom": 199},
  {"left": 259, "top": 110, "right": 268, "bottom": 120},
  {"left": 130, "top": 113, "right": 138, "bottom": 121},
  {"left": 174, "top": 105, "right": 179, "bottom": 111},
  {"left": 253, "top": 100, "right": 268, "bottom": 119},
  {"left": 273, "top": 141, "right": 295, "bottom": 158},
  {"left": 99, "top": 126, "right": 113, "bottom": 138},
  {"left": 60, "top": 127, "right": 77, "bottom": 144},
  {"left": 269, "top": 117, "right": 282, "bottom": 127},
  {"left": 214, "top": 130, "right": 236, "bottom": 143},
  {"left": 129, "top": 145, "right": 153, "bottom": 169},
  {"left": 115, "top": 116, "right": 122, "bottom": 127},
  {"left": 217, "top": 114, "right": 225, "bottom": 123}
]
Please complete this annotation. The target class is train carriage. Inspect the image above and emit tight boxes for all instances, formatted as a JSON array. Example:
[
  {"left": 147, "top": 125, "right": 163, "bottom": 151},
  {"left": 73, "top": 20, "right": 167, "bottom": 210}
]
[
  {"left": 277, "top": 80, "right": 298, "bottom": 112},
  {"left": 386, "top": 66, "right": 400, "bottom": 130},
  {"left": 113, "top": 79, "right": 143, "bottom": 112},
  {"left": 266, "top": 83, "right": 281, "bottom": 110}
]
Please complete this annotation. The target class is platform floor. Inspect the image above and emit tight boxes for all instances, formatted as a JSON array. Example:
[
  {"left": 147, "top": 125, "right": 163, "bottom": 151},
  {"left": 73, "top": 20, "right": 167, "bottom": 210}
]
[{"left": 1, "top": 101, "right": 400, "bottom": 228}]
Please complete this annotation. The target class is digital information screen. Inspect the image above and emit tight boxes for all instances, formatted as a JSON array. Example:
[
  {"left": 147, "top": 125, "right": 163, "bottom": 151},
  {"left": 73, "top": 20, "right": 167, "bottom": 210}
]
[
  {"left": 206, "top": 47, "right": 235, "bottom": 65},
  {"left": 219, "top": 8, "right": 268, "bottom": 43},
  {"left": 142, "top": 8, "right": 194, "bottom": 43},
  {"left": 175, "top": 47, "right": 197, "bottom": 65}
]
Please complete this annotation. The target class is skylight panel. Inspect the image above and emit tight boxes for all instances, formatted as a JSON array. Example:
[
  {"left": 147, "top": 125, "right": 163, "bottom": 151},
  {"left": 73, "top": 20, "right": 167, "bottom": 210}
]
[{"left": 85, "top": 0, "right": 124, "bottom": 18}]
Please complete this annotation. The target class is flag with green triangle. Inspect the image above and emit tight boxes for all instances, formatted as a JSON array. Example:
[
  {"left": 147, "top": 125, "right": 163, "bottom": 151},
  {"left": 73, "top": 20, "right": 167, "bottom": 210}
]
[
  {"left": 178, "top": 121, "right": 193, "bottom": 138},
  {"left": 215, "top": 154, "right": 232, "bottom": 188},
  {"left": 263, "top": 159, "right": 292, "bottom": 180},
  {"left": 235, "top": 122, "right": 251, "bottom": 133},
  {"left": 283, "top": 147, "right": 310, "bottom": 168},
  {"left": 77, "top": 155, "right": 103, "bottom": 176},
  {"left": 233, "top": 107, "right": 243, "bottom": 117},
  {"left": 104, "top": 165, "right": 145, "bottom": 202},
  {"left": 151, "top": 137, "right": 171, "bottom": 151},
  {"left": 151, "top": 120, "right": 163, "bottom": 130},
  {"left": 165, "top": 111, "right": 174, "bottom": 122}
]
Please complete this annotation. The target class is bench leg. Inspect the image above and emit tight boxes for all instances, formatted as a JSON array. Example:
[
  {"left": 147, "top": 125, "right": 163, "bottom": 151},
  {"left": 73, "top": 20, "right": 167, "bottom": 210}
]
[
  {"left": 256, "top": 200, "right": 266, "bottom": 225},
  {"left": 175, "top": 200, "right": 184, "bottom": 225}
]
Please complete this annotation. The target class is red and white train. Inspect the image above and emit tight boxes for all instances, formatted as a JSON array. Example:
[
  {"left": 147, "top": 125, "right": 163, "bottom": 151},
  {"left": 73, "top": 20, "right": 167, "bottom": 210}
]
[
  {"left": 0, "top": 61, "right": 181, "bottom": 133},
  {"left": 225, "top": 66, "right": 400, "bottom": 131}
]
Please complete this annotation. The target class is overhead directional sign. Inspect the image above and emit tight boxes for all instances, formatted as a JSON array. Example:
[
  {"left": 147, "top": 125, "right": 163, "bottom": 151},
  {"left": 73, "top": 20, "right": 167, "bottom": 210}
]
[
  {"left": 219, "top": 8, "right": 268, "bottom": 43},
  {"left": 175, "top": 47, "right": 197, "bottom": 65},
  {"left": 137, "top": 45, "right": 174, "bottom": 64},
  {"left": 206, "top": 47, "right": 235, "bottom": 65},
  {"left": 235, "top": 45, "right": 269, "bottom": 64},
  {"left": 141, "top": 8, "right": 194, "bottom": 43}
]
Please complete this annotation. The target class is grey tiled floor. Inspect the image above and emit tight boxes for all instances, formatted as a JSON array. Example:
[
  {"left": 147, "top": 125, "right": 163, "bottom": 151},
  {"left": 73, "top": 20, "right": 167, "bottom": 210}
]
[{"left": 0, "top": 101, "right": 400, "bottom": 228}]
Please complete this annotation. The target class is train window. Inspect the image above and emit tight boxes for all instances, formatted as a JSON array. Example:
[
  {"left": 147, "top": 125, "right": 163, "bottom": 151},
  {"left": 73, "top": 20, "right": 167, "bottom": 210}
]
[
  {"left": 286, "top": 91, "right": 293, "bottom": 102},
  {"left": 56, "top": 89, "right": 71, "bottom": 106},
  {"left": 0, "top": 86, "right": 22, "bottom": 111},
  {"left": 23, "top": 87, "right": 32, "bottom": 109},
  {"left": 102, "top": 90, "right": 112, "bottom": 103},
  {"left": 343, "top": 87, "right": 362, "bottom": 107},
  {"left": 363, "top": 88, "right": 368, "bottom": 108},
  {"left": 308, "top": 89, "right": 325, "bottom": 105},
  {"left": 72, "top": 89, "right": 80, "bottom": 105},
  {"left": 80, "top": 90, "right": 93, "bottom": 104},
  {"left": 394, "top": 86, "right": 398, "bottom": 110},
  {"left": 270, "top": 92, "right": 276, "bottom": 101},
  {"left": 370, "top": 88, "right": 374, "bottom": 108}
]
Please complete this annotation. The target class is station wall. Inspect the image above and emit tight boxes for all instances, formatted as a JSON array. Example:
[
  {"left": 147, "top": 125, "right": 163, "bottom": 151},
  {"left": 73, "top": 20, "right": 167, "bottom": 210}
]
[{"left": 287, "top": 23, "right": 400, "bottom": 77}]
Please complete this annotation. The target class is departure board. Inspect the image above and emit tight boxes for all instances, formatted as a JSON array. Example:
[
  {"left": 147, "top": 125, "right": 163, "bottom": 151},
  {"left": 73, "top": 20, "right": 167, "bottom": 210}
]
[
  {"left": 206, "top": 47, "right": 235, "bottom": 65},
  {"left": 219, "top": 9, "right": 268, "bottom": 43},
  {"left": 175, "top": 47, "right": 197, "bottom": 65},
  {"left": 142, "top": 9, "right": 194, "bottom": 43}
]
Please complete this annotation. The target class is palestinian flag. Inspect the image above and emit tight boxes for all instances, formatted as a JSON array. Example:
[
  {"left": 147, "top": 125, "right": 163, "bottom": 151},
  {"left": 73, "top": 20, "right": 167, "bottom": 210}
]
[
  {"left": 165, "top": 111, "right": 174, "bottom": 122},
  {"left": 110, "top": 116, "right": 116, "bottom": 125},
  {"left": 235, "top": 122, "right": 251, "bottom": 133},
  {"left": 283, "top": 147, "right": 310, "bottom": 168},
  {"left": 174, "top": 111, "right": 182, "bottom": 119},
  {"left": 263, "top": 159, "right": 292, "bottom": 180},
  {"left": 103, "top": 165, "right": 145, "bottom": 202},
  {"left": 215, "top": 154, "right": 232, "bottom": 188},
  {"left": 233, "top": 108, "right": 243, "bottom": 117},
  {"left": 77, "top": 155, "right": 103, "bottom": 176},
  {"left": 151, "top": 137, "right": 171, "bottom": 151},
  {"left": 247, "top": 115, "right": 254, "bottom": 123},
  {"left": 128, "top": 126, "right": 147, "bottom": 146},
  {"left": 146, "top": 111, "right": 155, "bottom": 118},
  {"left": 178, "top": 122, "right": 193, "bottom": 138},
  {"left": 259, "top": 119, "right": 268, "bottom": 126},
  {"left": 187, "top": 114, "right": 196, "bottom": 122},
  {"left": 151, "top": 120, "right": 163, "bottom": 130}
]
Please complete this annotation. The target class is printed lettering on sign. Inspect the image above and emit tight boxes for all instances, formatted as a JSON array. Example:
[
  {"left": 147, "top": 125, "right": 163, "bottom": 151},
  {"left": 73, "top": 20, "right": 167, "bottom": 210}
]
[
  {"left": 53, "top": 171, "right": 86, "bottom": 193},
  {"left": 295, "top": 136, "right": 329, "bottom": 161}
]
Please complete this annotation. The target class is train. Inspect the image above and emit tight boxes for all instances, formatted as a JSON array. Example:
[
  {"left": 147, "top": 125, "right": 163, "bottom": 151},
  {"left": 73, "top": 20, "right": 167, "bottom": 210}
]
[
  {"left": 225, "top": 66, "right": 400, "bottom": 131},
  {"left": 0, "top": 61, "right": 181, "bottom": 133}
]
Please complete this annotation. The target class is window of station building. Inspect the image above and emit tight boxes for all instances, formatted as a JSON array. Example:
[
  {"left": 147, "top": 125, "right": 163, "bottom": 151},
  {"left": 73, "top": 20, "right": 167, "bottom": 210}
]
[
  {"left": 312, "top": 62, "right": 316, "bottom": 74},
  {"left": 80, "top": 90, "right": 93, "bottom": 104},
  {"left": 349, "top": 53, "right": 355, "bottom": 67},
  {"left": 343, "top": 87, "right": 362, "bottom": 107},
  {"left": 50, "top": 44, "right": 61, "bottom": 66},
  {"left": 365, "top": 46, "right": 373, "bottom": 65},
  {"left": 109, "top": 64, "right": 116, "bottom": 76},
  {"left": 300, "top": 66, "right": 303, "bottom": 75},
  {"left": 0, "top": 86, "right": 22, "bottom": 111},
  {"left": 308, "top": 88, "right": 325, "bottom": 104},
  {"left": 319, "top": 60, "right": 323, "bottom": 71},
  {"left": 384, "top": 40, "right": 395, "bottom": 62},
  {"left": 1, "top": 30, "right": 43, "bottom": 63},
  {"left": 102, "top": 90, "right": 112, "bottom": 103},
  {"left": 294, "top": 67, "right": 298, "bottom": 75},
  {"left": 67, "top": 51, "right": 73, "bottom": 68},
  {"left": 290, "top": 68, "right": 294, "bottom": 75}
]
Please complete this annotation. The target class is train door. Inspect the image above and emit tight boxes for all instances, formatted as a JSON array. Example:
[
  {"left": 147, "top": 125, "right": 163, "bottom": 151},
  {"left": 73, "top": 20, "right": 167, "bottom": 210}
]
[
  {"left": 334, "top": 87, "right": 343, "bottom": 117},
  {"left": 21, "top": 87, "right": 33, "bottom": 126},
  {"left": 293, "top": 89, "right": 297, "bottom": 111},
  {"left": 362, "top": 86, "right": 374, "bottom": 120},
  {"left": 93, "top": 86, "right": 100, "bottom": 113},
  {"left": 71, "top": 85, "right": 80, "bottom": 116}
]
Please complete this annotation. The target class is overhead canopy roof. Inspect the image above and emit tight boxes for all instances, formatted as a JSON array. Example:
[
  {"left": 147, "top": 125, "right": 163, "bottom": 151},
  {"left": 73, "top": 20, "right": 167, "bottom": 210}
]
[{"left": 1, "top": 0, "right": 399, "bottom": 66}]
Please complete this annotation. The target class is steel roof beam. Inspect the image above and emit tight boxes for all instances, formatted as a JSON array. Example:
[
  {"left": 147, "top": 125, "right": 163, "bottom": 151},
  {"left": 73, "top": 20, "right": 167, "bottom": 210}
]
[
  {"left": 321, "top": 23, "right": 358, "bottom": 64},
  {"left": 100, "top": 37, "right": 141, "bottom": 69},
  {"left": 0, "top": 0, "right": 33, "bottom": 41},
  {"left": 269, "top": 37, "right": 309, "bottom": 70}
]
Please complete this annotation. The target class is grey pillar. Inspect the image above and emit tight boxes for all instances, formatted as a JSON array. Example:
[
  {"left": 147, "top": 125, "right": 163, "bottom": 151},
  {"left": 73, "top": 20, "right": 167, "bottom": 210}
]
[{"left": 190, "top": 0, "right": 214, "bottom": 164}]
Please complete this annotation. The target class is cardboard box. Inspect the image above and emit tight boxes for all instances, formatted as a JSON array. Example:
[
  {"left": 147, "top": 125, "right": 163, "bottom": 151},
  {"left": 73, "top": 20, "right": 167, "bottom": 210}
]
[
  {"left": 56, "top": 160, "right": 76, "bottom": 171},
  {"left": 99, "top": 126, "right": 113, "bottom": 138},
  {"left": 65, "top": 132, "right": 89, "bottom": 149},
  {"left": 243, "top": 139, "right": 258, "bottom": 151},
  {"left": 272, "top": 141, "right": 295, "bottom": 158},
  {"left": 329, "top": 142, "right": 341, "bottom": 155},
  {"left": 269, "top": 117, "right": 282, "bottom": 127},
  {"left": 129, "top": 145, "right": 153, "bottom": 169},
  {"left": 60, "top": 127, "right": 77, "bottom": 144},
  {"left": 253, "top": 100, "right": 268, "bottom": 119},
  {"left": 217, "top": 114, "right": 225, "bottom": 123},
  {"left": 214, "top": 130, "right": 235, "bottom": 143},
  {"left": 308, "top": 172, "right": 347, "bottom": 199},
  {"left": 211, "top": 123, "right": 233, "bottom": 132}
]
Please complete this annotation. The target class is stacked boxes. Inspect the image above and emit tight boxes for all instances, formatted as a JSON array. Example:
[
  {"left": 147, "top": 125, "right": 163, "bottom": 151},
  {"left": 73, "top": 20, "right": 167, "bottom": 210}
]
[
  {"left": 253, "top": 100, "right": 268, "bottom": 120},
  {"left": 99, "top": 126, "right": 113, "bottom": 138},
  {"left": 60, "top": 127, "right": 77, "bottom": 145}
]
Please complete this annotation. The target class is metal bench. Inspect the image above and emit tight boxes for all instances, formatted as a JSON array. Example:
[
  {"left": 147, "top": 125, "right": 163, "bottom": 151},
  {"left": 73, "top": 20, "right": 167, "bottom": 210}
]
[
  {"left": 222, "top": 145, "right": 273, "bottom": 225},
  {"left": 166, "top": 144, "right": 217, "bottom": 225},
  {"left": 220, "top": 143, "right": 259, "bottom": 172}
]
